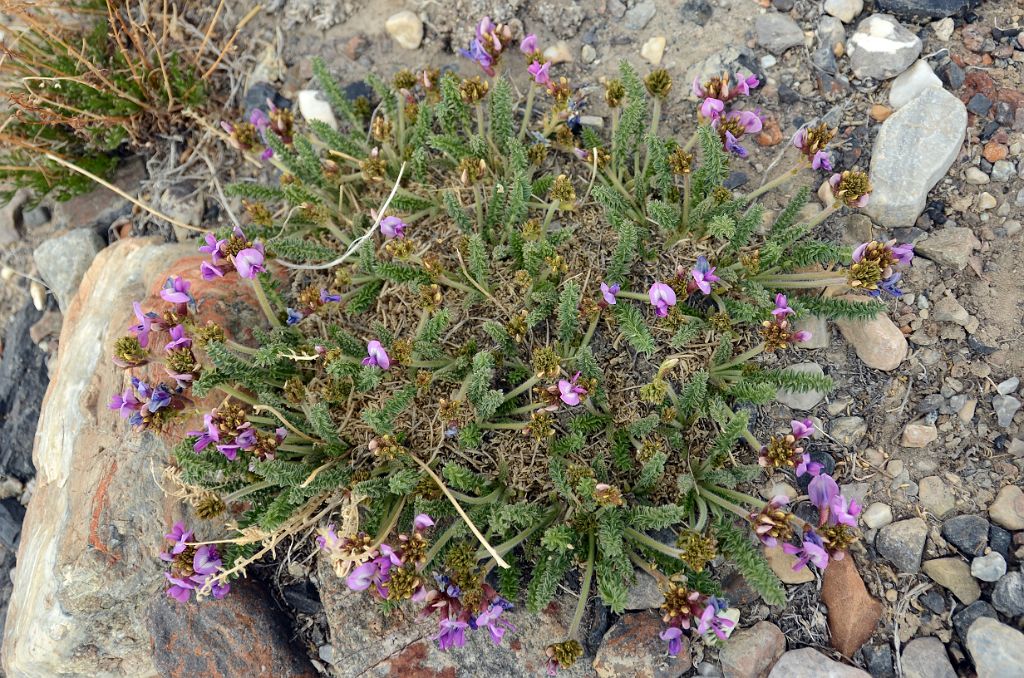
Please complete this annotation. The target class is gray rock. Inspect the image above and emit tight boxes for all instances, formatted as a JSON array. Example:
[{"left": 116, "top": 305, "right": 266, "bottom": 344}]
[
  {"left": 862, "top": 502, "right": 894, "bottom": 529},
  {"left": 593, "top": 611, "right": 691, "bottom": 678},
  {"left": 966, "top": 617, "right": 1024, "bottom": 678},
  {"left": 755, "top": 13, "right": 805, "bottom": 55},
  {"left": 824, "top": 0, "right": 863, "bottom": 23},
  {"left": 965, "top": 166, "right": 990, "bottom": 185},
  {"left": 876, "top": 517, "right": 928, "bottom": 572},
  {"left": 991, "top": 160, "right": 1016, "bottom": 182},
  {"left": 953, "top": 600, "right": 997, "bottom": 642},
  {"left": 990, "top": 485, "right": 1024, "bottom": 530},
  {"left": 862, "top": 644, "right": 895, "bottom": 678},
  {"left": 992, "top": 571, "right": 1024, "bottom": 617},
  {"left": 831, "top": 416, "right": 867, "bottom": 445},
  {"left": 996, "top": 377, "right": 1020, "bottom": 395},
  {"left": 768, "top": 648, "right": 870, "bottom": 677},
  {"left": 863, "top": 88, "right": 966, "bottom": 227},
  {"left": 932, "top": 295, "right": 970, "bottom": 325},
  {"left": 919, "top": 476, "right": 955, "bottom": 517},
  {"left": 624, "top": 568, "right": 665, "bottom": 610},
  {"left": 970, "top": 552, "right": 1006, "bottom": 582},
  {"left": 817, "top": 16, "right": 846, "bottom": 52},
  {"left": 901, "top": 637, "right": 955, "bottom": 678},
  {"left": 993, "top": 395, "right": 1021, "bottom": 427},
  {"left": 776, "top": 362, "right": 827, "bottom": 410},
  {"left": 0, "top": 303, "right": 47, "bottom": 482},
  {"left": 888, "top": 60, "right": 941, "bottom": 109},
  {"left": 624, "top": 0, "right": 657, "bottom": 30},
  {"left": 719, "top": 621, "right": 785, "bottom": 678},
  {"left": 794, "top": 315, "right": 829, "bottom": 349},
  {"left": 941, "top": 514, "right": 989, "bottom": 557},
  {"left": 922, "top": 557, "right": 980, "bottom": 605},
  {"left": 848, "top": 14, "right": 922, "bottom": 80},
  {"left": 915, "top": 227, "right": 980, "bottom": 270},
  {"left": 22, "top": 204, "right": 50, "bottom": 229},
  {"left": 52, "top": 157, "right": 145, "bottom": 230},
  {"left": 32, "top": 229, "right": 105, "bottom": 313}
]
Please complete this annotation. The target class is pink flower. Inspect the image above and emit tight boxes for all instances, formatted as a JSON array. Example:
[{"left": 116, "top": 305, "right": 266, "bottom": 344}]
[
  {"left": 233, "top": 246, "right": 266, "bottom": 278},
  {"left": 783, "top": 531, "right": 830, "bottom": 570},
  {"left": 771, "top": 293, "right": 794, "bottom": 318},
  {"left": 165, "top": 324, "right": 191, "bottom": 352},
  {"left": 690, "top": 256, "right": 720, "bottom": 296},
  {"left": 648, "top": 282, "right": 677, "bottom": 317},
  {"left": 732, "top": 73, "right": 759, "bottom": 97},
  {"left": 791, "top": 418, "right": 814, "bottom": 439},
  {"left": 558, "top": 372, "right": 587, "bottom": 406},
  {"left": 436, "top": 618, "right": 469, "bottom": 651},
  {"left": 808, "top": 473, "right": 839, "bottom": 513},
  {"left": 600, "top": 282, "right": 619, "bottom": 306},
  {"left": 792, "top": 330, "right": 812, "bottom": 343},
  {"left": 520, "top": 34, "right": 537, "bottom": 54},
  {"left": 728, "top": 109, "right": 763, "bottom": 134},
  {"left": 528, "top": 60, "right": 550, "bottom": 85},
  {"left": 829, "top": 494, "right": 861, "bottom": 527},
  {"left": 696, "top": 604, "right": 735, "bottom": 640},
  {"left": 346, "top": 561, "right": 379, "bottom": 591},
  {"left": 660, "top": 627, "right": 683, "bottom": 656},
  {"left": 380, "top": 216, "right": 407, "bottom": 239},
  {"left": 200, "top": 261, "right": 225, "bottom": 280},
  {"left": 160, "top": 276, "right": 192, "bottom": 305},
  {"left": 699, "top": 97, "right": 724, "bottom": 120},
  {"left": 362, "top": 340, "right": 391, "bottom": 370},
  {"left": 413, "top": 514, "right": 435, "bottom": 531}
]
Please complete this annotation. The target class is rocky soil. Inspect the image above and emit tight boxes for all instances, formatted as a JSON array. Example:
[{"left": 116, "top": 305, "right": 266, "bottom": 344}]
[{"left": 2, "top": 0, "right": 1024, "bottom": 676}]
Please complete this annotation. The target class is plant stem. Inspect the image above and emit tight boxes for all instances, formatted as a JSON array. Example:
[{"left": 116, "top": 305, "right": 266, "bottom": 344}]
[
  {"left": 476, "top": 103, "right": 486, "bottom": 138},
  {"left": 251, "top": 276, "right": 282, "bottom": 328},
  {"left": 518, "top": 83, "right": 537, "bottom": 140},
  {"left": 478, "top": 421, "right": 528, "bottom": 430},
  {"left": 704, "top": 484, "right": 767, "bottom": 509},
  {"left": 450, "top": 486, "right": 505, "bottom": 506},
  {"left": 225, "top": 479, "right": 274, "bottom": 503},
  {"left": 225, "top": 339, "right": 258, "bottom": 355},
  {"left": 697, "top": 485, "right": 756, "bottom": 518},
  {"left": 217, "top": 384, "right": 257, "bottom": 406},
  {"left": 568, "top": 531, "right": 596, "bottom": 639},
  {"left": 577, "top": 313, "right": 600, "bottom": 355},
  {"left": 616, "top": 290, "right": 649, "bottom": 301},
  {"left": 509, "top": 401, "right": 546, "bottom": 416},
  {"left": 478, "top": 507, "right": 557, "bottom": 560},
  {"left": 712, "top": 342, "right": 766, "bottom": 371},
  {"left": 741, "top": 167, "right": 801, "bottom": 203},
  {"left": 424, "top": 520, "right": 463, "bottom": 564},
  {"left": 503, "top": 374, "right": 541, "bottom": 403},
  {"left": 624, "top": 527, "right": 685, "bottom": 559}
]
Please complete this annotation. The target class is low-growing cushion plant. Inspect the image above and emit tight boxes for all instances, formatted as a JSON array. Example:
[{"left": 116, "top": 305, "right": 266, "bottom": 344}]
[{"left": 112, "top": 17, "right": 913, "bottom": 671}]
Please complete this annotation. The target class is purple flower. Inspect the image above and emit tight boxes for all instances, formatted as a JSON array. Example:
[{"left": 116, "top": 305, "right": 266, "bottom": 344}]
[
  {"left": 199, "top": 233, "right": 228, "bottom": 265},
  {"left": 320, "top": 289, "right": 341, "bottom": 303},
  {"left": 475, "top": 604, "right": 515, "bottom": 645},
  {"left": 791, "top": 418, "right": 814, "bottom": 440},
  {"left": 792, "top": 329, "right": 812, "bottom": 343},
  {"left": 699, "top": 97, "right": 724, "bottom": 120},
  {"left": 165, "top": 324, "right": 192, "bottom": 352},
  {"left": 520, "top": 34, "right": 537, "bottom": 54},
  {"left": 380, "top": 216, "right": 407, "bottom": 239},
  {"left": 783, "top": 531, "right": 830, "bottom": 570},
  {"left": 732, "top": 73, "right": 759, "bottom": 96},
  {"left": 161, "top": 522, "right": 192, "bottom": 560},
  {"left": 528, "top": 60, "right": 551, "bottom": 85},
  {"left": 436, "top": 618, "right": 469, "bottom": 651},
  {"left": 696, "top": 604, "right": 735, "bottom": 641},
  {"left": 413, "top": 514, "right": 435, "bottom": 531},
  {"left": 690, "top": 256, "right": 720, "bottom": 296},
  {"left": 188, "top": 413, "right": 220, "bottom": 452},
  {"left": 600, "top": 282, "right": 619, "bottom": 306},
  {"left": 724, "top": 131, "right": 748, "bottom": 158},
  {"left": 165, "top": 573, "right": 195, "bottom": 603},
  {"left": 829, "top": 173, "right": 869, "bottom": 208},
  {"left": 772, "top": 293, "right": 794, "bottom": 318},
  {"left": 286, "top": 308, "right": 303, "bottom": 325},
  {"left": 795, "top": 453, "right": 822, "bottom": 478},
  {"left": 234, "top": 246, "right": 266, "bottom": 278},
  {"left": 160, "top": 276, "right": 192, "bottom": 305},
  {"left": 347, "top": 561, "right": 379, "bottom": 591},
  {"left": 791, "top": 127, "right": 808, "bottom": 150},
  {"left": 829, "top": 493, "right": 861, "bottom": 527},
  {"left": 892, "top": 243, "right": 914, "bottom": 266},
  {"left": 728, "top": 109, "right": 763, "bottom": 134},
  {"left": 460, "top": 39, "right": 495, "bottom": 76},
  {"left": 192, "top": 544, "right": 223, "bottom": 577},
  {"left": 873, "top": 272, "right": 904, "bottom": 298},
  {"left": 811, "top": 150, "right": 832, "bottom": 172},
  {"left": 648, "top": 282, "right": 677, "bottom": 317},
  {"left": 808, "top": 473, "right": 839, "bottom": 512},
  {"left": 660, "top": 626, "right": 683, "bottom": 656},
  {"left": 147, "top": 384, "right": 173, "bottom": 413},
  {"left": 130, "top": 302, "right": 154, "bottom": 348},
  {"left": 316, "top": 524, "right": 341, "bottom": 551},
  {"left": 200, "top": 261, "right": 225, "bottom": 281},
  {"left": 249, "top": 109, "right": 274, "bottom": 160},
  {"left": 109, "top": 387, "right": 141, "bottom": 419},
  {"left": 362, "top": 340, "right": 391, "bottom": 370},
  {"left": 558, "top": 372, "right": 587, "bottom": 406}
]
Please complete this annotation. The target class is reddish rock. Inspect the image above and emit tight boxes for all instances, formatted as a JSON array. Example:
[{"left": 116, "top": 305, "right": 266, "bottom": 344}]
[
  {"left": 870, "top": 104, "right": 893, "bottom": 122},
  {"left": 983, "top": 142, "right": 1008, "bottom": 163},
  {"left": 821, "top": 556, "right": 882, "bottom": 657},
  {"left": 962, "top": 25, "right": 986, "bottom": 53},
  {"left": 962, "top": 71, "right": 995, "bottom": 101},
  {"left": 757, "top": 116, "right": 783, "bottom": 147},
  {"left": 343, "top": 33, "right": 369, "bottom": 61},
  {"left": 149, "top": 580, "right": 316, "bottom": 677},
  {"left": 720, "top": 621, "right": 786, "bottom": 678},
  {"left": 593, "top": 611, "right": 691, "bottom": 678}
]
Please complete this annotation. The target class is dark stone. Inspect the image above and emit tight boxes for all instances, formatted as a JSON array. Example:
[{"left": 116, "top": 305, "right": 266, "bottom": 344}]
[
  {"left": 989, "top": 525, "right": 1012, "bottom": 562},
  {"left": 967, "top": 93, "right": 993, "bottom": 116},
  {"left": 772, "top": 0, "right": 794, "bottom": 11},
  {"left": 724, "top": 171, "right": 748, "bottom": 189},
  {"left": 0, "top": 499, "right": 24, "bottom": 551},
  {"left": 992, "top": 572, "right": 1024, "bottom": 616},
  {"left": 0, "top": 302, "right": 47, "bottom": 481},
  {"left": 778, "top": 84, "right": 800, "bottom": 105},
  {"left": 967, "top": 334, "right": 998, "bottom": 355},
  {"left": 921, "top": 589, "right": 946, "bottom": 614},
  {"left": 925, "top": 200, "right": 947, "bottom": 225},
  {"left": 243, "top": 82, "right": 292, "bottom": 118},
  {"left": 281, "top": 580, "right": 322, "bottom": 615},
  {"left": 721, "top": 571, "right": 761, "bottom": 606},
  {"left": 941, "top": 514, "right": 990, "bottom": 557},
  {"left": 952, "top": 600, "right": 997, "bottom": 642},
  {"left": 915, "top": 394, "right": 945, "bottom": 414},
  {"left": 148, "top": 580, "right": 317, "bottom": 678},
  {"left": 585, "top": 601, "right": 611, "bottom": 654},
  {"left": 343, "top": 80, "right": 375, "bottom": 103},
  {"left": 979, "top": 159, "right": 993, "bottom": 174},
  {"left": 679, "top": 0, "right": 714, "bottom": 27},
  {"left": 874, "top": 0, "right": 976, "bottom": 20},
  {"left": 979, "top": 121, "right": 1000, "bottom": 141},
  {"left": 811, "top": 46, "right": 838, "bottom": 75},
  {"left": 995, "top": 102, "right": 1015, "bottom": 126},
  {"left": 861, "top": 643, "right": 895, "bottom": 678},
  {"left": 936, "top": 60, "right": 965, "bottom": 90}
]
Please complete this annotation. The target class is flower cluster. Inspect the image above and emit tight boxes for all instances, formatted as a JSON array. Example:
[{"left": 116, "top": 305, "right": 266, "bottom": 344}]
[
  {"left": 693, "top": 72, "right": 762, "bottom": 157},
  {"left": 189, "top": 404, "right": 287, "bottom": 463},
  {"left": 791, "top": 122, "right": 835, "bottom": 172},
  {"left": 199, "top": 225, "right": 267, "bottom": 280},
  {"left": 848, "top": 240, "right": 914, "bottom": 297},
  {"left": 161, "top": 522, "right": 229, "bottom": 602},
  {"left": 109, "top": 377, "right": 182, "bottom": 429},
  {"left": 760, "top": 293, "right": 811, "bottom": 351},
  {"left": 758, "top": 418, "right": 820, "bottom": 477},
  {"left": 222, "top": 99, "right": 294, "bottom": 161},
  {"left": 658, "top": 582, "right": 735, "bottom": 655},
  {"left": 459, "top": 17, "right": 515, "bottom": 77}
]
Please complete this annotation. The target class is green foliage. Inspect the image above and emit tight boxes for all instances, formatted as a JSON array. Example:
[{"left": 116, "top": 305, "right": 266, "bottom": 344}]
[
  {"left": 557, "top": 281, "right": 582, "bottom": 344},
  {"left": 361, "top": 385, "right": 417, "bottom": 434},
  {"left": 714, "top": 517, "right": 787, "bottom": 606},
  {"left": 615, "top": 303, "right": 656, "bottom": 357}
]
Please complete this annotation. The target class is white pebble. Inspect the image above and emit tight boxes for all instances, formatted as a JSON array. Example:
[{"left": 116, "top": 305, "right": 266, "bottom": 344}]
[
  {"left": 384, "top": 11, "right": 424, "bottom": 50},
  {"left": 0, "top": 265, "right": 15, "bottom": 282},
  {"left": 30, "top": 280, "right": 46, "bottom": 311},
  {"left": 297, "top": 90, "right": 338, "bottom": 132},
  {"left": 640, "top": 36, "right": 667, "bottom": 65}
]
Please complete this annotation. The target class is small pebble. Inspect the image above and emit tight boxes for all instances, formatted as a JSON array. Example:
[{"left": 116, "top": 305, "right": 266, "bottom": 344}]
[
  {"left": 640, "top": 36, "right": 667, "bottom": 65},
  {"left": 997, "top": 377, "right": 1020, "bottom": 396},
  {"left": 977, "top": 192, "right": 997, "bottom": 211},
  {"left": 581, "top": 44, "right": 597, "bottom": 63},
  {"left": 30, "top": 281, "right": 46, "bottom": 311},
  {"left": 971, "top": 552, "right": 1007, "bottom": 582}
]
